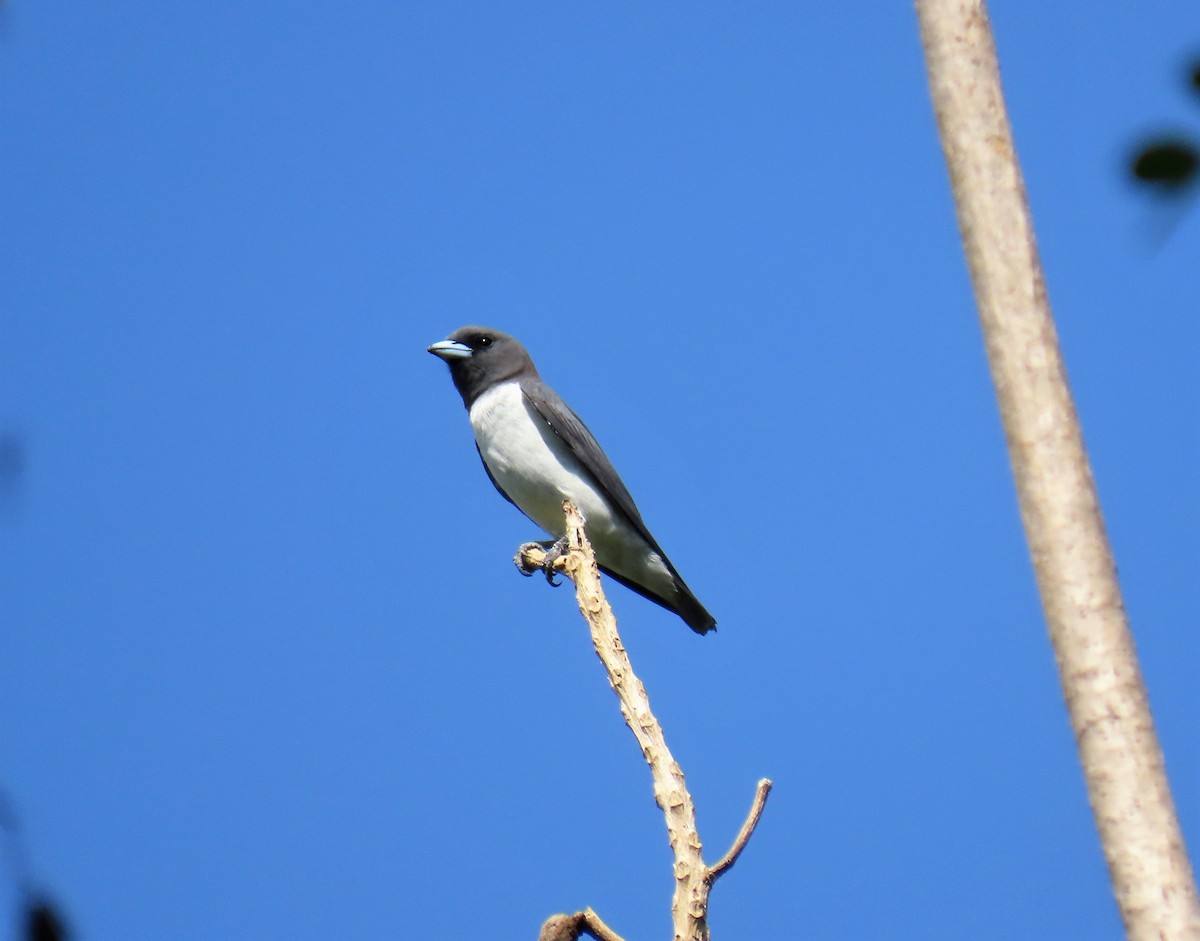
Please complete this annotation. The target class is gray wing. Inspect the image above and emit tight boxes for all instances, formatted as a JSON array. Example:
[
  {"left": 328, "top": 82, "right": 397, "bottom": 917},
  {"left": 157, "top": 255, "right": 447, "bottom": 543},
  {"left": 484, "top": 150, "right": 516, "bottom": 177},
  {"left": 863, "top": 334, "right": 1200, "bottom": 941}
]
[
  {"left": 519, "top": 377, "right": 671, "bottom": 562},
  {"left": 521, "top": 377, "right": 717, "bottom": 635}
]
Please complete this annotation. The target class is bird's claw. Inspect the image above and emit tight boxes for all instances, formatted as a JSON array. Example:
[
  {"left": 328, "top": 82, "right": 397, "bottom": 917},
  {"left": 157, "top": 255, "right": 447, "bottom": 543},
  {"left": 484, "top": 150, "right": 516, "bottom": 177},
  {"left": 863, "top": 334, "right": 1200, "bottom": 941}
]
[
  {"left": 515, "top": 542, "right": 545, "bottom": 578},
  {"left": 514, "top": 537, "right": 569, "bottom": 586},
  {"left": 540, "top": 536, "right": 570, "bottom": 587}
]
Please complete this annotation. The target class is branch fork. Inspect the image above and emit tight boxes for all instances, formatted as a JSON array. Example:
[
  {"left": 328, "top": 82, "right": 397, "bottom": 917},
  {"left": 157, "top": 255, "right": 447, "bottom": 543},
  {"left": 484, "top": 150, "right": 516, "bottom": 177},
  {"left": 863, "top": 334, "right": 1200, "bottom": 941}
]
[{"left": 524, "top": 502, "right": 772, "bottom": 941}]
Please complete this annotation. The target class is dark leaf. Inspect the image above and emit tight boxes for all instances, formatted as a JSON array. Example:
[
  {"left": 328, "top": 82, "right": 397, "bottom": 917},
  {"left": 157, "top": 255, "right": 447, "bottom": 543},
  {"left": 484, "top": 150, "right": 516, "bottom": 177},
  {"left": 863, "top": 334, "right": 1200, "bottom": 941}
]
[
  {"left": 25, "top": 899, "right": 68, "bottom": 941},
  {"left": 1130, "top": 139, "right": 1199, "bottom": 189}
]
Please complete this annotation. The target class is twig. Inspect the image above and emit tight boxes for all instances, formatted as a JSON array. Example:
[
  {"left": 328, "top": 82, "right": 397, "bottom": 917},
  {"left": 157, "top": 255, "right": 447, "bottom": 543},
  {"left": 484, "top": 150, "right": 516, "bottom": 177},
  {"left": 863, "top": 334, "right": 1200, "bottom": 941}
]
[
  {"left": 522, "top": 502, "right": 770, "bottom": 941},
  {"left": 916, "top": 3, "right": 1200, "bottom": 939},
  {"left": 581, "top": 908, "right": 626, "bottom": 941},
  {"left": 707, "top": 779, "right": 773, "bottom": 884}
]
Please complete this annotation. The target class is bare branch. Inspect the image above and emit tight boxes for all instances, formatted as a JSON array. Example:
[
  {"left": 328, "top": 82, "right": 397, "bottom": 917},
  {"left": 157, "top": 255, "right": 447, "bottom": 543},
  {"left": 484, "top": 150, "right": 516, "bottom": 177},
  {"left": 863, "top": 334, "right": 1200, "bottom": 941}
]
[
  {"left": 522, "top": 502, "right": 771, "bottom": 941},
  {"left": 916, "top": 2, "right": 1200, "bottom": 938},
  {"left": 581, "top": 908, "right": 626, "bottom": 941},
  {"left": 707, "top": 778, "right": 773, "bottom": 884}
]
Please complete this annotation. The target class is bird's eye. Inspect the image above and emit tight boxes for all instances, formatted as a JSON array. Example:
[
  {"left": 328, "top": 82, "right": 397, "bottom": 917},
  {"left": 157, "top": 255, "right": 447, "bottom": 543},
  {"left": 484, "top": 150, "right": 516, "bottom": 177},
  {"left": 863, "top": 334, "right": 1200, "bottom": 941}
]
[{"left": 478, "top": 336, "right": 493, "bottom": 348}]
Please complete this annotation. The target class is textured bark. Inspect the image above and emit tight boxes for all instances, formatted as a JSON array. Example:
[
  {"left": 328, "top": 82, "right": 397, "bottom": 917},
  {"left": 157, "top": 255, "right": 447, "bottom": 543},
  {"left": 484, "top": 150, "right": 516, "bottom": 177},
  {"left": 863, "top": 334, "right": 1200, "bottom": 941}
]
[
  {"left": 916, "top": 2, "right": 1200, "bottom": 938},
  {"left": 524, "top": 504, "right": 771, "bottom": 941}
]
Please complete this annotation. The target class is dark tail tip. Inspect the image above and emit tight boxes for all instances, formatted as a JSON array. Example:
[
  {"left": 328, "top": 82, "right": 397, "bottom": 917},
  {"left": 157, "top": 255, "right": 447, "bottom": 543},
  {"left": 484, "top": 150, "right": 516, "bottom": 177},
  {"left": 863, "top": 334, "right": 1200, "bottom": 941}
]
[{"left": 677, "top": 591, "right": 717, "bottom": 635}]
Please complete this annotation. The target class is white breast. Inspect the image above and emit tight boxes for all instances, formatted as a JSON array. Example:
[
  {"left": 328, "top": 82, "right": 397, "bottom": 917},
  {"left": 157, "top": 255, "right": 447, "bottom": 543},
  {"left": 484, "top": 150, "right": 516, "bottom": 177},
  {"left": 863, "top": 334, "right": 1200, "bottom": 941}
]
[
  {"left": 469, "top": 381, "right": 610, "bottom": 537},
  {"left": 467, "top": 381, "right": 675, "bottom": 597}
]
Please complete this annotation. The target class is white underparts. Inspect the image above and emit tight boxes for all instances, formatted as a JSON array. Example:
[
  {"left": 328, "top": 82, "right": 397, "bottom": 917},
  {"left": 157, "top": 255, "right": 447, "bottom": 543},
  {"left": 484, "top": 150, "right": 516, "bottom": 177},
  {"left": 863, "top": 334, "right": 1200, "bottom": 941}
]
[{"left": 469, "top": 381, "right": 676, "bottom": 599}]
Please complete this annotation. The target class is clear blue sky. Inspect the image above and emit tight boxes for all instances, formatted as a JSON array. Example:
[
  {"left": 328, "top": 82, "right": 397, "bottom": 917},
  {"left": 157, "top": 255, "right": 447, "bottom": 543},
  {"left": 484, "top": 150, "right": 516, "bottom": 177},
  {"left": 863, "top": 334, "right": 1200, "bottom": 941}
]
[{"left": 2, "top": 3, "right": 1197, "bottom": 939}]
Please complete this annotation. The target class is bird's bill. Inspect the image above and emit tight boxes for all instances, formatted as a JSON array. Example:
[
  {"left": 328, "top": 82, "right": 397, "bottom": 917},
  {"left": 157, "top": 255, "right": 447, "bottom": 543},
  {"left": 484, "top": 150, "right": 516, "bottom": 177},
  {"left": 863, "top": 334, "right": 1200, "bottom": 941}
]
[{"left": 427, "top": 339, "right": 473, "bottom": 361}]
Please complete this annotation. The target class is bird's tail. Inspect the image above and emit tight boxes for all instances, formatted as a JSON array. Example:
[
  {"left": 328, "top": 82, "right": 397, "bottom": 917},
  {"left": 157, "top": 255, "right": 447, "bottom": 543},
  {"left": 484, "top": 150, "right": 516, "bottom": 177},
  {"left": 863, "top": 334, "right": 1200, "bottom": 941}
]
[
  {"left": 599, "top": 566, "right": 717, "bottom": 635},
  {"left": 673, "top": 582, "right": 717, "bottom": 635}
]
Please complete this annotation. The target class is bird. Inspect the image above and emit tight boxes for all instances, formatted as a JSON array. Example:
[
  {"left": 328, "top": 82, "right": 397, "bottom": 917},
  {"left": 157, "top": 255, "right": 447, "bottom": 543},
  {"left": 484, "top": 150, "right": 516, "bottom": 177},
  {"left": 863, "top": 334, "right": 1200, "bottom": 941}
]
[{"left": 428, "top": 326, "right": 716, "bottom": 635}]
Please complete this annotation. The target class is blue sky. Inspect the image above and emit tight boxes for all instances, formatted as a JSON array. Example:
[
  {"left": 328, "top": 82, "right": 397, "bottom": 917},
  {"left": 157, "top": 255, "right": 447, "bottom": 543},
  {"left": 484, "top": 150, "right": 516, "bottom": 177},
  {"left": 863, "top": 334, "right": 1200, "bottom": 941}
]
[{"left": 2, "top": 3, "right": 1197, "bottom": 939}]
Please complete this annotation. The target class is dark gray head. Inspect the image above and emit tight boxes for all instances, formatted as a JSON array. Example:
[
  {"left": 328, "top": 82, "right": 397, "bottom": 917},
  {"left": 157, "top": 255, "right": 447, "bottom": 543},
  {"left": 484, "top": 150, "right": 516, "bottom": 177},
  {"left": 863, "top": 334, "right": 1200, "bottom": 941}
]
[{"left": 427, "top": 326, "right": 539, "bottom": 409}]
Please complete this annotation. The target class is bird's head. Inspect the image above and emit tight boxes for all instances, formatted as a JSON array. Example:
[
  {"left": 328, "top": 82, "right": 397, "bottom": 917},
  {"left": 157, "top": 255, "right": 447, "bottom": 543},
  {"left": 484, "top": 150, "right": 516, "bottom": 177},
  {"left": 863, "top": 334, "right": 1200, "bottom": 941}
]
[{"left": 427, "top": 326, "right": 536, "bottom": 408}]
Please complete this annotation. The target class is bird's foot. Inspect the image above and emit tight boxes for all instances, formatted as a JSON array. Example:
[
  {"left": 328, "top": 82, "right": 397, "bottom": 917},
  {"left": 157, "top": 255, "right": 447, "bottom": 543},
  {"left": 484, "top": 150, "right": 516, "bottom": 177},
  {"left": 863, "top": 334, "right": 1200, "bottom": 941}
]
[
  {"left": 514, "top": 538, "right": 569, "bottom": 586},
  {"left": 539, "top": 536, "right": 571, "bottom": 586},
  {"left": 515, "top": 541, "right": 548, "bottom": 577}
]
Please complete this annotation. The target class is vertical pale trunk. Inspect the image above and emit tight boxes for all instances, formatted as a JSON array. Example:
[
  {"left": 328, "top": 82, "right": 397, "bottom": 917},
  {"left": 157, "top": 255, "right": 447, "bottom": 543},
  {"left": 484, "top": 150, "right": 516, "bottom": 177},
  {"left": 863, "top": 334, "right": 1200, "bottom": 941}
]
[{"left": 916, "top": 2, "right": 1200, "bottom": 938}]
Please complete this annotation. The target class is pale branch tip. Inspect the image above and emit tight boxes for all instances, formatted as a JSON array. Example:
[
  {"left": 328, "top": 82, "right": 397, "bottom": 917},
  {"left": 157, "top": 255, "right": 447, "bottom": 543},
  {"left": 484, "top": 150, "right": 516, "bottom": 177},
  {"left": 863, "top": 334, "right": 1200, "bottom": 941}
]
[
  {"left": 523, "top": 501, "right": 772, "bottom": 941},
  {"left": 514, "top": 542, "right": 569, "bottom": 579},
  {"left": 707, "top": 778, "right": 774, "bottom": 884},
  {"left": 582, "top": 908, "right": 627, "bottom": 941}
]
